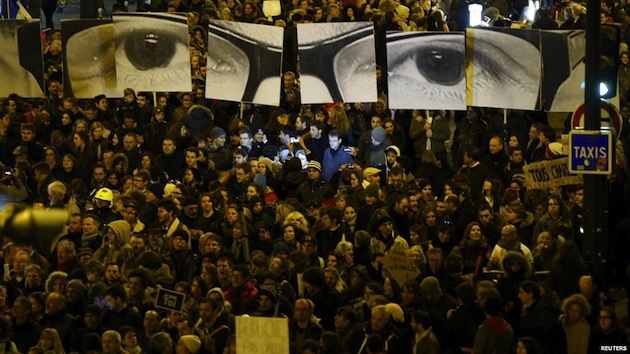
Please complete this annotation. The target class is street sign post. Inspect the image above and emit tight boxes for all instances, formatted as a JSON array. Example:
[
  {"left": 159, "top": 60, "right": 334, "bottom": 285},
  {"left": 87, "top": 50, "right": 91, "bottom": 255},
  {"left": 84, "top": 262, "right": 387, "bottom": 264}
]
[{"left": 569, "top": 130, "right": 613, "bottom": 175}]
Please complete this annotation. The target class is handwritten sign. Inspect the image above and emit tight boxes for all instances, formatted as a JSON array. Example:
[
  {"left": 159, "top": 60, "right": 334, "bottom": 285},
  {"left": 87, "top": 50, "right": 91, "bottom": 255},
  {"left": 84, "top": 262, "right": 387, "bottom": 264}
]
[
  {"left": 236, "top": 316, "right": 289, "bottom": 354},
  {"left": 155, "top": 288, "right": 185, "bottom": 313},
  {"left": 381, "top": 244, "right": 421, "bottom": 287},
  {"left": 522, "top": 157, "right": 583, "bottom": 189}
]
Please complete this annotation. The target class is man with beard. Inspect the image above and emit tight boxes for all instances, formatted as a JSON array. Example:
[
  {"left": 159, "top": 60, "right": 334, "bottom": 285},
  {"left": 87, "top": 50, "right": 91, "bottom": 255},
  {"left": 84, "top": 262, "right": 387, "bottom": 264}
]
[
  {"left": 163, "top": 230, "right": 197, "bottom": 283},
  {"left": 122, "top": 234, "right": 149, "bottom": 278}
]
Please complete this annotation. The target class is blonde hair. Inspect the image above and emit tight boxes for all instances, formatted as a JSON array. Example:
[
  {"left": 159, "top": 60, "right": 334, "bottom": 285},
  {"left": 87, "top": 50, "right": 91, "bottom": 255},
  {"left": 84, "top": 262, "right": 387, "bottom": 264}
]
[
  {"left": 283, "top": 211, "right": 310, "bottom": 234},
  {"left": 39, "top": 328, "right": 66, "bottom": 354},
  {"left": 329, "top": 105, "right": 350, "bottom": 136}
]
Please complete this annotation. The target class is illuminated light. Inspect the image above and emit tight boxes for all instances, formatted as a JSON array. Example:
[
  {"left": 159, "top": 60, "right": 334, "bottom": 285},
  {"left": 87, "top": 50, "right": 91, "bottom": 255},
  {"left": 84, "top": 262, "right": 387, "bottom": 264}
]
[{"left": 469, "top": 4, "right": 483, "bottom": 27}]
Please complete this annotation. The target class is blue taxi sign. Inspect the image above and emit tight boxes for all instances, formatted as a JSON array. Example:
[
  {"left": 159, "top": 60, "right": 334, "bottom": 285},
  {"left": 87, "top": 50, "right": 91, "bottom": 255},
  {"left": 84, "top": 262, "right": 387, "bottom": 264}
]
[{"left": 569, "top": 130, "right": 613, "bottom": 175}]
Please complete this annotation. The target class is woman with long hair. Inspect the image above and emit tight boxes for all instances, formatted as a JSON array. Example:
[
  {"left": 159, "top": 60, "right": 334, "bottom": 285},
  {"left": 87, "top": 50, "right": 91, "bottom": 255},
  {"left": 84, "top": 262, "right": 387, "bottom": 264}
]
[
  {"left": 341, "top": 169, "right": 365, "bottom": 207},
  {"left": 329, "top": 105, "right": 353, "bottom": 145},
  {"left": 72, "top": 131, "right": 96, "bottom": 183},
  {"left": 547, "top": 241, "right": 589, "bottom": 300},
  {"left": 137, "top": 152, "right": 167, "bottom": 184},
  {"left": 588, "top": 306, "right": 629, "bottom": 353},
  {"left": 324, "top": 267, "right": 348, "bottom": 299},
  {"left": 382, "top": 117, "right": 406, "bottom": 150},
  {"left": 38, "top": 328, "right": 65, "bottom": 354},
  {"left": 55, "top": 153, "right": 77, "bottom": 185},
  {"left": 450, "top": 222, "right": 489, "bottom": 283},
  {"left": 420, "top": 205, "right": 440, "bottom": 242},
  {"left": 43, "top": 146, "right": 60, "bottom": 174},
  {"left": 533, "top": 195, "right": 574, "bottom": 241},
  {"left": 479, "top": 177, "right": 504, "bottom": 213}
]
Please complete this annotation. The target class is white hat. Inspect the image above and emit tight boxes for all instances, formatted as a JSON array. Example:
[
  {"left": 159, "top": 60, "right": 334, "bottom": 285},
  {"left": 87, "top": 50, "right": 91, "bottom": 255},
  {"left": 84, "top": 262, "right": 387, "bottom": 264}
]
[{"left": 179, "top": 335, "right": 201, "bottom": 353}]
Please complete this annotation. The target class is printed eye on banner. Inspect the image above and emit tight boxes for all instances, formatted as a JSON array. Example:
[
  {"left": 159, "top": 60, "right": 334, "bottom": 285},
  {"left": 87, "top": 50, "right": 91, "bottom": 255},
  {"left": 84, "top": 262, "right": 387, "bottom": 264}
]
[
  {"left": 298, "top": 22, "right": 377, "bottom": 104},
  {"left": 387, "top": 31, "right": 465, "bottom": 110},
  {"left": 206, "top": 20, "right": 284, "bottom": 106},
  {"left": 113, "top": 13, "right": 191, "bottom": 92}
]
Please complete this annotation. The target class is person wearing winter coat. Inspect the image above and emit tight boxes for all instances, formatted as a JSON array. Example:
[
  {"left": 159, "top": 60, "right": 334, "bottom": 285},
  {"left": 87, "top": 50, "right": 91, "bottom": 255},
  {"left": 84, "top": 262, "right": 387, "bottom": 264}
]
[
  {"left": 518, "top": 280, "right": 565, "bottom": 354},
  {"left": 473, "top": 297, "right": 514, "bottom": 354},
  {"left": 559, "top": 294, "right": 590, "bottom": 354},
  {"left": 93, "top": 220, "right": 133, "bottom": 266}
]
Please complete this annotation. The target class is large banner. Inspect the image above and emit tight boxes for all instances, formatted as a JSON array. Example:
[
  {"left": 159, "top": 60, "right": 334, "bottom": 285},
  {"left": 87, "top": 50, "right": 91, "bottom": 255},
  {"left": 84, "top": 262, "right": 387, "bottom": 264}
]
[
  {"left": 523, "top": 157, "right": 583, "bottom": 189},
  {"left": 236, "top": 316, "right": 289, "bottom": 354},
  {"left": 387, "top": 31, "right": 466, "bottom": 110},
  {"left": 206, "top": 20, "right": 284, "bottom": 106},
  {"left": 113, "top": 13, "right": 192, "bottom": 92},
  {"left": 62, "top": 19, "right": 118, "bottom": 99},
  {"left": 466, "top": 27, "right": 541, "bottom": 110},
  {"left": 0, "top": 19, "right": 45, "bottom": 97},
  {"left": 298, "top": 22, "right": 377, "bottom": 104},
  {"left": 541, "top": 30, "right": 585, "bottom": 112}
]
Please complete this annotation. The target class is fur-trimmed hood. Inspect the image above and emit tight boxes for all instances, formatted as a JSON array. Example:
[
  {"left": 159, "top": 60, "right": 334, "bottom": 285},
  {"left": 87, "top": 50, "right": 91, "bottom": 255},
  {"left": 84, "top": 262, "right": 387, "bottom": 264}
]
[{"left": 500, "top": 251, "right": 532, "bottom": 278}]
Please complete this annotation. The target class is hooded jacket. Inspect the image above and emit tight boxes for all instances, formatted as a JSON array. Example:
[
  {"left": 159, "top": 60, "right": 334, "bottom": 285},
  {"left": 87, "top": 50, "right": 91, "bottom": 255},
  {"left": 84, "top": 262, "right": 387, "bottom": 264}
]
[
  {"left": 93, "top": 220, "right": 133, "bottom": 266},
  {"left": 183, "top": 104, "right": 213, "bottom": 136}
]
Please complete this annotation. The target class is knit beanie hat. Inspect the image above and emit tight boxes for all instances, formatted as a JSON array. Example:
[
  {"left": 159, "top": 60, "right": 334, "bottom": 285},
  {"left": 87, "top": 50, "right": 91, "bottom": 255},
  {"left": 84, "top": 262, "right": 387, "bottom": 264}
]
[
  {"left": 211, "top": 127, "right": 226, "bottom": 140},
  {"left": 371, "top": 126, "right": 387, "bottom": 144},
  {"left": 253, "top": 173, "right": 267, "bottom": 190}
]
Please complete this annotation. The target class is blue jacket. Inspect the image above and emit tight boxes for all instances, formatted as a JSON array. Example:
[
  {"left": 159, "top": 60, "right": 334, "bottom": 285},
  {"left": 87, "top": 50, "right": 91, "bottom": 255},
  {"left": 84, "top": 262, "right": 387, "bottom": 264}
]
[{"left": 322, "top": 146, "right": 352, "bottom": 181}]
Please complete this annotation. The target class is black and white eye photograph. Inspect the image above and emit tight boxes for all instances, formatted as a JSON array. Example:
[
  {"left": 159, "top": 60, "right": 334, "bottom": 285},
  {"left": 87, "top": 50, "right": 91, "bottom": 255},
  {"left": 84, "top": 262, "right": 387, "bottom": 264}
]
[
  {"left": 387, "top": 31, "right": 465, "bottom": 110},
  {"left": 0, "top": 19, "right": 45, "bottom": 97},
  {"left": 466, "top": 27, "right": 541, "bottom": 110},
  {"left": 298, "top": 22, "right": 377, "bottom": 104},
  {"left": 62, "top": 19, "right": 119, "bottom": 99},
  {"left": 205, "top": 20, "right": 284, "bottom": 106},
  {"left": 113, "top": 13, "right": 191, "bottom": 92},
  {"left": 541, "top": 30, "right": 585, "bottom": 112}
]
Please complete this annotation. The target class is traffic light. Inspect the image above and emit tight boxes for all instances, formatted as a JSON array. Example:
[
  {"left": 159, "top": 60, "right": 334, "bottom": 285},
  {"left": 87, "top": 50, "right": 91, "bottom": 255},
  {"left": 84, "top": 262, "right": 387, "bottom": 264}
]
[{"left": 600, "top": 24, "right": 620, "bottom": 98}]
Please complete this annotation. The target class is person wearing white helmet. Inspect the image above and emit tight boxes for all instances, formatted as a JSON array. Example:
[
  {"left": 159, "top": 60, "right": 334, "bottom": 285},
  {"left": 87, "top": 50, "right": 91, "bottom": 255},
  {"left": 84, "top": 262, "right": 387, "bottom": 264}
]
[{"left": 92, "top": 187, "right": 119, "bottom": 225}]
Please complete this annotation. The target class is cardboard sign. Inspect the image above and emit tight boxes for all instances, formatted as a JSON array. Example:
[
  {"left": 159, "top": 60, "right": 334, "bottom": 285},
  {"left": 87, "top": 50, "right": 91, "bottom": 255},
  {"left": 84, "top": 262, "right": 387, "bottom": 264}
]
[
  {"left": 522, "top": 157, "right": 583, "bottom": 189},
  {"left": 381, "top": 244, "right": 421, "bottom": 287},
  {"left": 155, "top": 288, "right": 185, "bottom": 313},
  {"left": 236, "top": 316, "right": 289, "bottom": 354}
]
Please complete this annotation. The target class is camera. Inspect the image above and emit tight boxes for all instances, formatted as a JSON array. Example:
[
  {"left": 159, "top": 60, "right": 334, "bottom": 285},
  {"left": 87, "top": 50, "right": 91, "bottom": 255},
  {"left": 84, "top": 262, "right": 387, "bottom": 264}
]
[
  {"left": 290, "top": 137, "right": 300, "bottom": 143},
  {"left": 347, "top": 164, "right": 355, "bottom": 169},
  {"left": 4, "top": 169, "right": 12, "bottom": 176}
]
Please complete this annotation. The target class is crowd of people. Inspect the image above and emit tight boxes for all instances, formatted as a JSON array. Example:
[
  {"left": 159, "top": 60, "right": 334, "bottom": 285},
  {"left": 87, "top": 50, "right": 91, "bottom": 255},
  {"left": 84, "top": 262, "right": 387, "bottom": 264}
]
[{"left": 2, "top": 0, "right": 630, "bottom": 352}]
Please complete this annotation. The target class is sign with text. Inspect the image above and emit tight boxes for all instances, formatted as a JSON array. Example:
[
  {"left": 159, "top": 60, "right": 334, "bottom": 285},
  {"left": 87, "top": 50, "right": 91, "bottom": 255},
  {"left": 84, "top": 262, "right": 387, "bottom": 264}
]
[
  {"left": 236, "top": 316, "right": 289, "bottom": 354},
  {"left": 155, "top": 288, "right": 185, "bottom": 313},
  {"left": 381, "top": 244, "right": 421, "bottom": 287},
  {"left": 569, "top": 130, "right": 613, "bottom": 174},
  {"left": 523, "top": 157, "right": 583, "bottom": 189}
]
